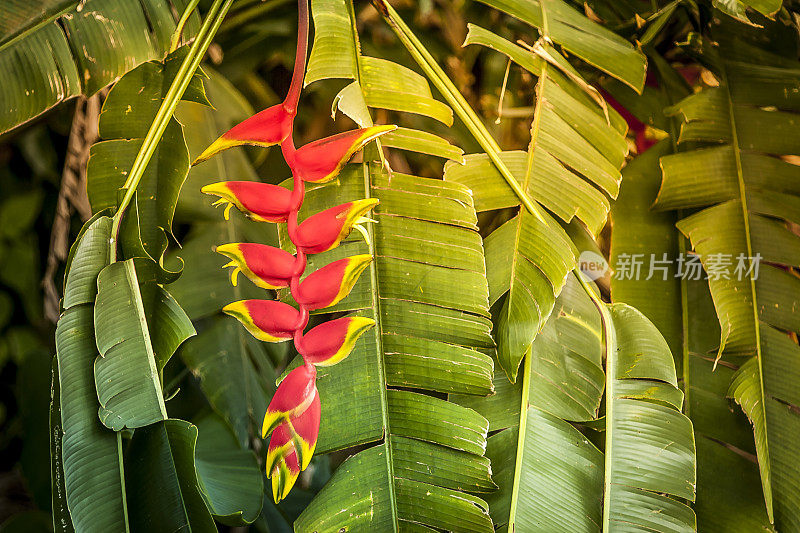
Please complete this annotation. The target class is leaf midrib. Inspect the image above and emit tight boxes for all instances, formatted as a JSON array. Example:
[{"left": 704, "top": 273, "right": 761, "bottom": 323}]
[{"left": 719, "top": 58, "right": 772, "bottom": 516}]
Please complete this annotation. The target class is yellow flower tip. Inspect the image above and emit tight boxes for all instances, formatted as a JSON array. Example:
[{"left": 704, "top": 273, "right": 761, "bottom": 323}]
[
  {"left": 193, "top": 136, "right": 243, "bottom": 166},
  {"left": 351, "top": 197, "right": 380, "bottom": 214},
  {"left": 349, "top": 316, "right": 377, "bottom": 335},
  {"left": 262, "top": 409, "right": 283, "bottom": 439},
  {"left": 201, "top": 181, "right": 233, "bottom": 198},
  {"left": 223, "top": 202, "right": 233, "bottom": 220},
  {"left": 270, "top": 462, "right": 299, "bottom": 504},
  {"left": 222, "top": 300, "right": 247, "bottom": 322}
]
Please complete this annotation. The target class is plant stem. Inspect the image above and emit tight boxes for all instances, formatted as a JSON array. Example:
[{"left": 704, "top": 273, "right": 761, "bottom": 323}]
[
  {"left": 169, "top": 0, "right": 202, "bottom": 53},
  {"left": 110, "top": 0, "right": 234, "bottom": 262}
]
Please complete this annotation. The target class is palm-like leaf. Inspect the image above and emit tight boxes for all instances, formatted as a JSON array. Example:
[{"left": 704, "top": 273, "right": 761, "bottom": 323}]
[
  {"left": 654, "top": 34, "right": 800, "bottom": 528},
  {"left": 609, "top": 54, "right": 773, "bottom": 531},
  {"left": 460, "top": 275, "right": 696, "bottom": 532},
  {"left": 55, "top": 213, "right": 127, "bottom": 532},
  {"left": 372, "top": 1, "right": 696, "bottom": 531},
  {"left": 445, "top": 18, "right": 632, "bottom": 380},
  {"left": 0, "top": 0, "right": 199, "bottom": 135}
]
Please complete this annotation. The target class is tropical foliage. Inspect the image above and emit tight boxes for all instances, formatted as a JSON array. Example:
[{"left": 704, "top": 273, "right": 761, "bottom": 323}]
[{"left": 1, "top": 0, "right": 799, "bottom": 532}]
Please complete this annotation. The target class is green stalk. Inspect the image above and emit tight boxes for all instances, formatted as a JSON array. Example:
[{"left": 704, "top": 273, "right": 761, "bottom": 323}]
[
  {"left": 110, "top": 0, "right": 234, "bottom": 262},
  {"left": 169, "top": 0, "right": 202, "bottom": 52}
]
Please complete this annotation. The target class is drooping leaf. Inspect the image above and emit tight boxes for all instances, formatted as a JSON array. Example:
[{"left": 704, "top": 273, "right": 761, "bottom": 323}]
[
  {"left": 446, "top": 16, "right": 630, "bottom": 381},
  {"left": 608, "top": 56, "right": 772, "bottom": 531},
  {"left": 473, "top": 0, "right": 647, "bottom": 92},
  {"left": 93, "top": 258, "right": 193, "bottom": 430},
  {"left": 87, "top": 47, "right": 209, "bottom": 267},
  {"left": 0, "top": 0, "right": 200, "bottom": 134},
  {"left": 125, "top": 419, "right": 216, "bottom": 532},
  {"left": 655, "top": 34, "right": 800, "bottom": 528},
  {"left": 602, "top": 303, "right": 696, "bottom": 532},
  {"left": 193, "top": 413, "right": 265, "bottom": 525},
  {"left": 458, "top": 275, "right": 696, "bottom": 532},
  {"left": 55, "top": 215, "right": 128, "bottom": 533}
]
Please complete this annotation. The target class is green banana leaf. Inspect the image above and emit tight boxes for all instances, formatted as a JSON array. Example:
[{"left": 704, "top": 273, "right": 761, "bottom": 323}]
[
  {"left": 459, "top": 275, "right": 696, "bottom": 532},
  {"left": 125, "top": 419, "right": 217, "bottom": 532},
  {"left": 286, "top": 163, "right": 495, "bottom": 532},
  {"left": 0, "top": 0, "right": 199, "bottom": 135},
  {"left": 55, "top": 214, "right": 128, "bottom": 532},
  {"left": 654, "top": 33, "right": 800, "bottom": 529},
  {"left": 473, "top": 0, "right": 646, "bottom": 92},
  {"left": 94, "top": 258, "right": 195, "bottom": 430},
  {"left": 87, "top": 48, "right": 210, "bottom": 268},
  {"left": 608, "top": 53, "right": 772, "bottom": 531},
  {"left": 194, "top": 413, "right": 264, "bottom": 525}
]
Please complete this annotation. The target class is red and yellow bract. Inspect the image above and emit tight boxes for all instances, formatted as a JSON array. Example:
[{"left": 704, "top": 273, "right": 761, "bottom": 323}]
[{"left": 196, "top": 0, "right": 393, "bottom": 503}]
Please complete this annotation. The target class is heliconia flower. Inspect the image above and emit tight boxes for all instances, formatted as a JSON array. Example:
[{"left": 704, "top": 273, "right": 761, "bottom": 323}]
[
  {"left": 293, "top": 255, "right": 372, "bottom": 310},
  {"left": 201, "top": 181, "right": 296, "bottom": 223},
  {"left": 193, "top": 103, "right": 294, "bottom": 165},
  {"left": 295, "top": 316, "right": 376, "bottom": 366},
  {"left": 265, "top": 390, "right": 320, "bottom": 474},
  {"left": 216, "top": 243, "right": 299, "bottom": 289},
  {"left": 223, "top": 300, "right": 301, "bottom": 342},
  {"left": 294, "top": 199, "right": 379, "bottom": 254},
  {"left": 270, "top": 448, "right": 300, "bottom": 504},
  {"left": 262, "top": 364, "right": 317, "bottom": 437},
  {"left": 294, "top": 125, "right": 397, "bottom": 183}
]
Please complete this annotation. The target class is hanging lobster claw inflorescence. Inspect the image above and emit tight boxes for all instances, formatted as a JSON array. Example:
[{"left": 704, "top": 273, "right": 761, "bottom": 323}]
[{"left": 195, "top": 0, "right": 395, "bottom": 502}]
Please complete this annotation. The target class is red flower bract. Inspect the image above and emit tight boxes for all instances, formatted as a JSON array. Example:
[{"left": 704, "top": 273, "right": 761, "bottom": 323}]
[
  {"left": 293, "top": 255, "right": 372, "bottom": 310},
  {"left": 295, "top": 316, "right": 376, "bottom": 366},
  {"left": 216, "top": 243, "right": 299, "bottom": 289},
  {"left": 265, "top": 390, "right": 320, "bottom": 473},
  {"left": 295, "top": 125, "right": 396, "bottom": 183},
  {"left": 294, "top": 199, "right": 379, "bottom": 254},
  {"left": 201, "top": 181, "right": 296, "bottom": 222},
  {"left": 261, "top": 364, "right": 317, "bottom": 437},
  {"left": 223, "top": 300, "right": 302, "bottom": 342},
  {"left": 193, "top": 103, "right": 293, "bottom": 165}
]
